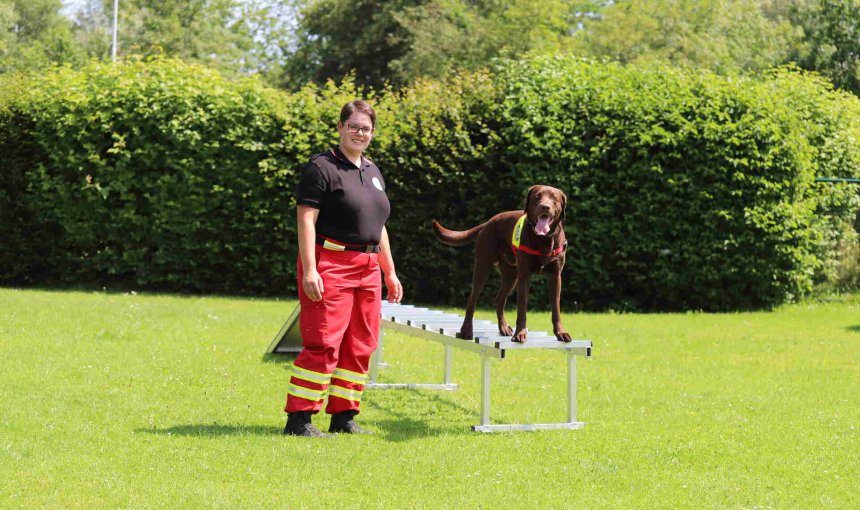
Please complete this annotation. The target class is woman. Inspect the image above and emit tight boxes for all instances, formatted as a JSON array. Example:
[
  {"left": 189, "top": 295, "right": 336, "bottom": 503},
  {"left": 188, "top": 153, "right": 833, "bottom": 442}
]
[{"left": 284, "top": 100, "right": 402, "bottom": 437}]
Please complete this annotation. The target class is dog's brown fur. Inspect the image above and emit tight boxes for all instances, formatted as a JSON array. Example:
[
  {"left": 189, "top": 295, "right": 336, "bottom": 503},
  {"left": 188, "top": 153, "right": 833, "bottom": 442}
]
[{"left": 431, "top": 185, "right": 571, "bottom": 343}]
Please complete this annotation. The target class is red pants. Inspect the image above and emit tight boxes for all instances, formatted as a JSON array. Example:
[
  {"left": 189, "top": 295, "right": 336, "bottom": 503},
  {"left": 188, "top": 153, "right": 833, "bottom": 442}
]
[{"left": 285, "top": 245, "right": 381, "bottom": 415}]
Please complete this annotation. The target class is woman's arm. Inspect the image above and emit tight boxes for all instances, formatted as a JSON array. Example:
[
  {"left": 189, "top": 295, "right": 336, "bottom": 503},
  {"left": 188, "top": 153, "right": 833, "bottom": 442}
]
[
  {"left": 379, "top": 226, "right": 402, "bottom": 303},
  {"left": 297, "top": 206, "right": 323, "bottom": 301}
]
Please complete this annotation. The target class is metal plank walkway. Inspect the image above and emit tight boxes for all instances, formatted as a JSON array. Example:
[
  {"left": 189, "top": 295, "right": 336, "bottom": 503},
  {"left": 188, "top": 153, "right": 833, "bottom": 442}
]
[{"left": 267, "top": 301, "right": 593, "bottom": 432}]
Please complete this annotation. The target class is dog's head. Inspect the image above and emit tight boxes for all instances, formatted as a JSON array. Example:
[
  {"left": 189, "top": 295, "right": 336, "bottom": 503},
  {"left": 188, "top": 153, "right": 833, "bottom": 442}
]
[{"left": 523, "top": 185, "right": 567, "bottom": 237}]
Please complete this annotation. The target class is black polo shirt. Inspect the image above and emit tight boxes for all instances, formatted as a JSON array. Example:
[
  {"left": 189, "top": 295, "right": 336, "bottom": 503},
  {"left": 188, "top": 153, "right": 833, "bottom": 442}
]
[{"left": 296, "top": 147, "right": 391, "bottom": 245}]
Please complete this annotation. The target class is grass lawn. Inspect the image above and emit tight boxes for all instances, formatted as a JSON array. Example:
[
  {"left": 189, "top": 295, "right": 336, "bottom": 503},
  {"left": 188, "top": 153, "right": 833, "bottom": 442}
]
[{"left": 1, "top": 287, "right": 858, "bottom": 509}]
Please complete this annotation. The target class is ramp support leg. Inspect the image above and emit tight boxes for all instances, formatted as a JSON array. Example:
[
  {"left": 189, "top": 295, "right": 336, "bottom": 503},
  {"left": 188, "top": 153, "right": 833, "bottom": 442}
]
[
  {"left": 567, "top": 350, "right": 577, "bottom": 423},
  {"left": 444, "top": 345, "right": 453, "bottom": 385},
  {"left": 480, "top": 351, "right": 491, "bottom": 426},
  {"left": 366, "top": 324, "right": 458, "bottom": 391},
  {"left": 473, "top": 348, "right": 585, "bottom": 433}
]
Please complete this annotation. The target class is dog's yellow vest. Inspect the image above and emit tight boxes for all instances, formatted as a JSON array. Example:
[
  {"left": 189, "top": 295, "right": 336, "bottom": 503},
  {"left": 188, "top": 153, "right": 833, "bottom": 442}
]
[{"left": 510, "top": 214, "right": 567, "bottom": 257}]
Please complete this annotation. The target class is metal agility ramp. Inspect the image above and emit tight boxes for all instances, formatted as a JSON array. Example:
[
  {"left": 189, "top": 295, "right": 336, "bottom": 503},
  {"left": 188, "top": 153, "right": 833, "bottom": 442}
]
[{"left": 267, "top": 301, "right": 592, "bottom": 432}]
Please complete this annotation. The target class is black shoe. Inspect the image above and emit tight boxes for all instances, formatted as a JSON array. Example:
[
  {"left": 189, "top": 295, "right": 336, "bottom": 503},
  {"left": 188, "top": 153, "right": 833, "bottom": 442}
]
[
  {"left": 283, "top": 411, "right": 330, "bottom": 437},
  {"left": 329, "top": 410, "right": 373, "bottom": 435}
]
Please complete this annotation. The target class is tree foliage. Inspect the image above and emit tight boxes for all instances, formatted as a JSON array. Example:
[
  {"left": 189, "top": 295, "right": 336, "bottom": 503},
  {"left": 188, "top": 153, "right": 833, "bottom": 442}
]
[
  {"left": 573, "top": 0, "right": 800, "bottom": 73},
  {"left": 281, "top": 0, "right": 860, "bottom": 96},
  {"left": 789, "top": 0, "right": 860, "bottom": 97},
  {"left": 4, "top": 0, "right": 860, "bottom": 103},
  {"left": 282, "top": 0, "right": 421, "bottom": 90},
  {"left": 0, "top": 0, "right": 81, "bottom": 72},
  {"left": 62, "top": 0, "right": 299, "bottom": 78},
  {"left": 97, "top": 0, "right": 255, "bottom": 74},
  {"left": 388, "top": 0, "right": 597, "bottom": 84},
  {"left": 283, "top": 0, "right": 599, "bottom": 90}
]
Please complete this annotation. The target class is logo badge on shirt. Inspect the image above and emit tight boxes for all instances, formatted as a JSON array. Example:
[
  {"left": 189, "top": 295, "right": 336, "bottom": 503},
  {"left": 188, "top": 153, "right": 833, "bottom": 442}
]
[{"left": 371, "top": 176, "right": 384, "bottom": 191}]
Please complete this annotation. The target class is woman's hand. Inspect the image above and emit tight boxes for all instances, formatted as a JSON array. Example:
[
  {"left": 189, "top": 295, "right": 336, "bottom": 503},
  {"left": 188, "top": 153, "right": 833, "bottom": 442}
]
[
  {"left": 384, "top": 272, "right": 402, "bottom": 304},
  {"left": 302, "top": 268, "right": 324, "bottom": 301}
]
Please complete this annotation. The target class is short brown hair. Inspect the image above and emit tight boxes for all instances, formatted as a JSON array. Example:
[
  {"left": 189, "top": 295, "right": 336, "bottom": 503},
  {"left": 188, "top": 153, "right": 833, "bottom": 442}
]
[{"left": 340, "top": 100, "right": 376, "bottom": 127}]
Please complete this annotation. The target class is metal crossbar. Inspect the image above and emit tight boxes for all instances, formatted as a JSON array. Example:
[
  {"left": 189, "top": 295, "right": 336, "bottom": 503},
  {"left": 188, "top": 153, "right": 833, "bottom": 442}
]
[
  {"left": 815, "top": 177, "right": 860, "bottom": 184},
  {"left": 266, "top": 302, "right": 593, "bottom": 432}
]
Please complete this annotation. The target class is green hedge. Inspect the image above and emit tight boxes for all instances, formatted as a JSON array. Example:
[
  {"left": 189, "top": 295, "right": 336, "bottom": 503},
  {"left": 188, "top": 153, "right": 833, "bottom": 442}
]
[
  {"left": 0, "top": 59, "right": 340, "bottom": 293},
  {"left": 483, "top": 57, "right": 860, "bottom": 310},
  {"left": 1, "top": 57, "right": 858, "bottom": 310}
]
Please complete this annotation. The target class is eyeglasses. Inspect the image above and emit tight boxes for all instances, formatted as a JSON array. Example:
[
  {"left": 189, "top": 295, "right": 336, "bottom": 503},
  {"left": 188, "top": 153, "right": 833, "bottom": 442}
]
[{"left": 345, "top": 123, "right": 374, "bottom": 135}]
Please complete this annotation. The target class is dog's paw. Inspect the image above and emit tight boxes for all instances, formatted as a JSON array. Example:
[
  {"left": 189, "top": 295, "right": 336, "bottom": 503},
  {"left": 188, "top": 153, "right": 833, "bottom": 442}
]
[
  {"left": 512, "top": 329, "right": 528, "bottom": 343},
  {"left": 556, "top": 331, "right": 572, "bottom": 343},
  {"left": 499, "top": 323, "right": 513, "bottom": 336}
]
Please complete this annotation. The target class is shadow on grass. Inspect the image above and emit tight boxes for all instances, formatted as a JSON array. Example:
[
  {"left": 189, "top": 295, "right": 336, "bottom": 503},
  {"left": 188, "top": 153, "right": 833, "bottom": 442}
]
[
  {"left": 136, "top": 413, "right": 474, "bottom": 441},
  {"left": 848, "top": 325, "right": 860, "bottom": 333},
  {"left": 262, "top": 352, "right": 297, "bottom": 364},
  {"left": 364, "top": 393, "right": 478, "bottom": 442},
  {"left": 135, "top": 424, "right": 282, "bottom": 437}
]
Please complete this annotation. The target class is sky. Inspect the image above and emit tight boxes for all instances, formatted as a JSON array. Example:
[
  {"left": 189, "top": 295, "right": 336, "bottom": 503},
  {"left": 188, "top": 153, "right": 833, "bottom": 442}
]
[{"left": 60, "top": 0, "right": 88, "bottom": 18}]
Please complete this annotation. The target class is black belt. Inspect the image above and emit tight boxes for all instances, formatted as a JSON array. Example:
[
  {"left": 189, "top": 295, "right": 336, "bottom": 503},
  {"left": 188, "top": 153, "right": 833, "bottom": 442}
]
[{"left": 316, "top": 235, "right": 381, "bottom": 253}]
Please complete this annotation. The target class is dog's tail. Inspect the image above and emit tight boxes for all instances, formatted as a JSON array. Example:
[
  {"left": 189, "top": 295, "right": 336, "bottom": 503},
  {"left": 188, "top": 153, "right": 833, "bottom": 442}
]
[{"left": 431, "top": 219, "right": 484, "bottom": 246}]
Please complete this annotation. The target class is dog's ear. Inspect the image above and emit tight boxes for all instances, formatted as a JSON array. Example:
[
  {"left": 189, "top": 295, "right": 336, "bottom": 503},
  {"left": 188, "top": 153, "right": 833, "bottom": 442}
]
[
  {"left": 524, "top": 185, "right": 538, "bottom": 214},
  {"left": 559, "top": 190, "right": 567, "bottom": 224}
]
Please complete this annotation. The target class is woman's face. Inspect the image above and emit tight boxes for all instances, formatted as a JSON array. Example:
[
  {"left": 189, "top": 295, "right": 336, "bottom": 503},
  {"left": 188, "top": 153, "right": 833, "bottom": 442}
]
[{"left": 337, "top": 111, "right": 374, "bottom": 156}]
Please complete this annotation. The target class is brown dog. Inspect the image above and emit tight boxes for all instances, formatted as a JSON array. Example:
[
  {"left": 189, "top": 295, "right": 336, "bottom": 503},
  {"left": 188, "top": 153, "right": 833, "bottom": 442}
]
[{"left": 431, "top": 185, "right": 571, "bottom": 343}]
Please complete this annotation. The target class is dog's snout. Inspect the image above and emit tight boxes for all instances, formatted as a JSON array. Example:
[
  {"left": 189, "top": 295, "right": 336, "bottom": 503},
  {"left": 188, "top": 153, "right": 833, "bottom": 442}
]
[{"left": 537, "top": 203, "right": 553, "bottom": 216}]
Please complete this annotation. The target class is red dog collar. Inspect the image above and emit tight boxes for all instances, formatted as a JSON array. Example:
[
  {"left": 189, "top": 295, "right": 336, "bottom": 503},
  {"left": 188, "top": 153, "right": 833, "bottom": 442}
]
[{"left": 510, "top": 215, "right": 567, "bottom": 257}]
